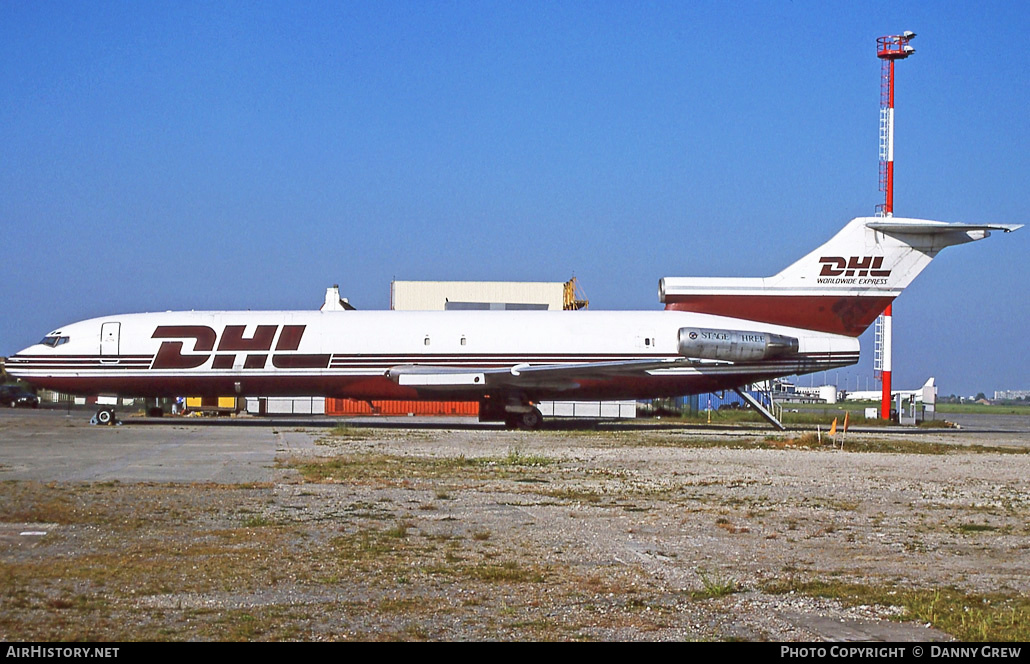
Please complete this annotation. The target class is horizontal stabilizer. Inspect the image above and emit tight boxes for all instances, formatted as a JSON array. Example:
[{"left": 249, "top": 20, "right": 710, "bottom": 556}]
[{"left": 867, "top": 221, "right": 1022, "bottom": 235}]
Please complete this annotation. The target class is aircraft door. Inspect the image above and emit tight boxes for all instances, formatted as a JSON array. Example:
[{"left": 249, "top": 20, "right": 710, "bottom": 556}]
[{"left": 100, "top": 322, "right": 121, "bottom": 361}]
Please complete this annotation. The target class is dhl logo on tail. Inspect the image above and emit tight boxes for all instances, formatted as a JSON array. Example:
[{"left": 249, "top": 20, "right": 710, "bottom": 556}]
[{"left": 818, "top": 256, "right": 892, "bottom": 278}]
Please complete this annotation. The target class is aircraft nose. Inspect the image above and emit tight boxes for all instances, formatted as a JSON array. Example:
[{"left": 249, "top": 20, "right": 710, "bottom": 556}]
[
  {"left": 12, "top": 343, "right": 35, "bottom": 359},
  {"left": 5, "top": 350, "right": 32, "bottom": 379},
  {"left": 14, "top": 342, "right": 42, "bottom": 356},
  {"left": 7, "top": 338, "right": 56, "bottom": 379}
]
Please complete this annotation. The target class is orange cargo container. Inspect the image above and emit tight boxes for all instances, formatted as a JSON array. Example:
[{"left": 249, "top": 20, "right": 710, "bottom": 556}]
[{"left": 326, "top": 399, "right": 479, "bottom": 416}]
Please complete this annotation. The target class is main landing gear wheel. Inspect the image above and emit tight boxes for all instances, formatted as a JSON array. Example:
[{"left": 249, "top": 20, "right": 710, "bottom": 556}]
[{"left": 506, "top": 407, "right": 543, "bottom": 430}]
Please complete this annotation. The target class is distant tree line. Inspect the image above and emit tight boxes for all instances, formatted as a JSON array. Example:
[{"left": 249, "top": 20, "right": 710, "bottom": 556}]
[{"left": 939, "top": 393, "right": 1029, "bottom": 405}]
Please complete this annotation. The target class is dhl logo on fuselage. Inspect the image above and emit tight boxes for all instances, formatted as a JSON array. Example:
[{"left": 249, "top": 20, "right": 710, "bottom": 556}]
[
  {"left": 818, "top": 256, "right": 892, "bottom": 278},
  {"left": 150, "top": 325, "right": 329, "bottom": 370}
]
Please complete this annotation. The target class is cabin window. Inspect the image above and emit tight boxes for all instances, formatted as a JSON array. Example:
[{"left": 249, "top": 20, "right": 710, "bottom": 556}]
[
  {"left": 424, "top": 336, "right": 431, "bottom": 346},
  {"left": 460, "top": 336, "right": 467, "bottom": 346}
]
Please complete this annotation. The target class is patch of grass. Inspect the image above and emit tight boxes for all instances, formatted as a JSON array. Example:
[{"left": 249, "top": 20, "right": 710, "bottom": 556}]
[
  {"left": 0, "top": 483, "right": 104, "bottom": 526},
  {"left": 917, "top": 419, "right": 956, "bottom": 428},
  {"left": 691, "top": 568, "right": 741, "bottom": 599},
  {"left": 501, "top": 448, "right": 556, "bottom": 467},
  {"left": 0, "top": 480, "right": 571, "bottom": 640},
  {"left": 583, "top": 431, "right": 1029, "bottom": 456},
  {"left": 45, "top": 594, "right": 110, "bottom": 612},
  {"left": 806, "top": 439, "right": 1030, "bottom": 455},
  {"left": 1, "top": 522, "right": 299, "bottom": 599},
  {"left": 954, "top": 523, "right": 999, "bottom": 534},
  {"left": 808, "top": 497, "right": 861, "bottom": 512},
  {"left": 285, "top": 450, "right": 562, "bottom": 485},
  {"left": 671, "top": 409, "right": 889, "bottom": 428},
  {"left": 764, "top": 578, "right": 1030, "bottom": 641},
  {"left": 240, "top": 514, "right": 274, "bottom": 527},
  {"left": 715, "top": 518, "right": 749, "bottom": 534},
  {"left": 543, "top": 487, "right": 604, "bottom": 504},
  {"left": 384, "top": 522, "right": 410, "bottom": 539},
  {"left": 196, "top": 606, "right": 316, "bottom": 641},
  {"left": 286, "top": 453, "right": 483, "bottom": 483},
  {"left": 320, "top": 423, "right": 366, "bottom": 441},
  {"left": 329, "top": 526, "right": 422, "bottom": 563},
  {"left": 763, "top": 432, "right": 825, "bottom": 449},
  {"left": 464, "top": 560, "right": 547, "bottom": 583},
  {"left": 936, "top": 403, "right": 1030, "bottom": 416},
  {"left": 377, "top": 598, "right": 426, "bottom": 614}
]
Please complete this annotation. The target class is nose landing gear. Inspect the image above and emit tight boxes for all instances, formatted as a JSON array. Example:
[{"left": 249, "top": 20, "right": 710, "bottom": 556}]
[{"left": 91, "top": 407, "right": 119, "bottom": 426}]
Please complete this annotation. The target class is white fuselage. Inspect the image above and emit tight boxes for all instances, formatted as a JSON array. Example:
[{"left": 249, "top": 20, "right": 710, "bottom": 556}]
[{"left": 8, "top": 309, "right": 859, "bottom": 402}]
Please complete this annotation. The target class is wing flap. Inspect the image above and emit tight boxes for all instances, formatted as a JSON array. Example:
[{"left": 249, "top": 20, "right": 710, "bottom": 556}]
[
  {"left": 388, "top": 366, "right": 487, "bottom": 387},
  {"left": 386, "top": 358, "right": 686, "bottom": 391}
]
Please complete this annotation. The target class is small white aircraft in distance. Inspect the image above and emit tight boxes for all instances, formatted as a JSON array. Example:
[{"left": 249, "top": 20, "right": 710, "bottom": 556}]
[
  {"left": 8, "top": 216, "right": 1019, "bottom": 428},
  {"left": 842, "top": 377, "right": 936, "bottom": 403}
]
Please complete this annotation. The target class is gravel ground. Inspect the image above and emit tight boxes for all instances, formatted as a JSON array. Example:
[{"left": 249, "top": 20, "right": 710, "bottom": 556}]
[{"left": 1, "top": 410, "right": 1028, "bottom": 641}]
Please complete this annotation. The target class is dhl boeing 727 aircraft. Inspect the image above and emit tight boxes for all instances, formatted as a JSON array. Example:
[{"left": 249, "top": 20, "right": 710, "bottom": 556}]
[{"left": 7, "top": 216, "right": 1019, "bottom": 428}]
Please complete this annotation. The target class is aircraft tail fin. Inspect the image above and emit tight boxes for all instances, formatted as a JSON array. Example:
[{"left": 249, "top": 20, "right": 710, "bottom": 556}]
[{"left": 661, "top": 217, "right": 1020, "bottom": 336}]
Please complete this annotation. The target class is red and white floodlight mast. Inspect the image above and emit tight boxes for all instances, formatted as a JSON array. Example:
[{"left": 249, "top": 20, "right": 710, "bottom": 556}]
[{"left": 874, "top": 31, "right": 915, "bottom": 420}]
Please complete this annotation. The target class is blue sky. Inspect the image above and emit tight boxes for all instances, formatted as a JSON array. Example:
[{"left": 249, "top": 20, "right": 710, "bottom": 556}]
[{"left": 2, "top": 1, "right": 1027, "bottom": 397}]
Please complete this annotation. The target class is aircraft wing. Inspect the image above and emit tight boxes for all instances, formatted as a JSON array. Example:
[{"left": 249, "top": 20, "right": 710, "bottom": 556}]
[{"left": 386, "top": 359, "right": 688, "bottom": 392}]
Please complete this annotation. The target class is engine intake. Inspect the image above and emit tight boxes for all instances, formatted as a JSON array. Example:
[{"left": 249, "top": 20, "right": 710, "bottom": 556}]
[{"left": 678, "top": 328, "right": 799, "bottom": 362}]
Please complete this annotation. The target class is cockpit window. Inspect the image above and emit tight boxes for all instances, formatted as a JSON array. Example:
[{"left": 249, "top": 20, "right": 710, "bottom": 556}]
[{"left": 39, "top": 336, "right": 70, "bottom": 347}]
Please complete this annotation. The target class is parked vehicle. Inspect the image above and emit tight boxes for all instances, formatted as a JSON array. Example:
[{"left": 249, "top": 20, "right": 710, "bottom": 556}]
[{"left": 0, "top": 385, "right": 40, "bottom": 408}]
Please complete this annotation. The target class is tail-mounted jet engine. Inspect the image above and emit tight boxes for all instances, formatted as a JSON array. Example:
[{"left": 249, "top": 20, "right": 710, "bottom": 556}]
[{"left": 678, "top": 328, "right": 799, "bottom": 362}]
